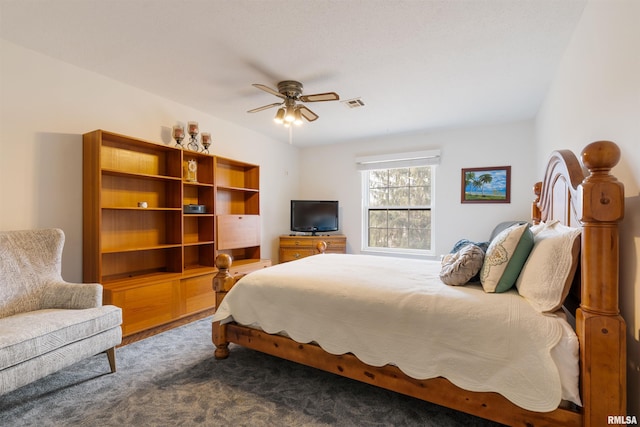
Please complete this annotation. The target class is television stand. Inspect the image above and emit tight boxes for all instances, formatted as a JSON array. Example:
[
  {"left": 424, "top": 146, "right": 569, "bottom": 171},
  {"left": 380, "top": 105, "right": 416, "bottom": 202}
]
[{"left": 279, "top": 235, "right": 346, "bottom": 263}]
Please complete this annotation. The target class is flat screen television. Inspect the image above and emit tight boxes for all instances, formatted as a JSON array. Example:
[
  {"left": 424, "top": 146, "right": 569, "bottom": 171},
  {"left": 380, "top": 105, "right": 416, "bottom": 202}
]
[{"left": 290, "top": 200, "right": 339, "bottom": 235}]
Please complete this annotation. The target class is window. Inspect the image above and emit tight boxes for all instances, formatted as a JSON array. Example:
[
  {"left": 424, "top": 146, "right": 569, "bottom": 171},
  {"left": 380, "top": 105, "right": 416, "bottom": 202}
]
[{"left": 357, "top": 150, "right": 438, "bottom": 256}]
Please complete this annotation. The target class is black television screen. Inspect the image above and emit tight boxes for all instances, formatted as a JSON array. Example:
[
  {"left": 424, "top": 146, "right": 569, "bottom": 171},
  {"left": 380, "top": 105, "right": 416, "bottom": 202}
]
[{"left": 290, "top": 200, "right": 339, "bottom": 234}]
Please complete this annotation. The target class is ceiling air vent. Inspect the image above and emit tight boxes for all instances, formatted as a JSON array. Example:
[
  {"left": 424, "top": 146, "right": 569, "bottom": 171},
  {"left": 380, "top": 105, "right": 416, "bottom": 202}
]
[{"left": 342, "top": 98, "right": 365, "bottom": 109}]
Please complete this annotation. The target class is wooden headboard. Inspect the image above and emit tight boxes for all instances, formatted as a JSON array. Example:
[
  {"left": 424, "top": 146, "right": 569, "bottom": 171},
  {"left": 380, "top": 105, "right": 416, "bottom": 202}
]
[
  {"left": 531, "top": 149, "right": 586, "bottom": 314},
  {"left": 532, "top": 140, "right": 626, "bottom": 424}
]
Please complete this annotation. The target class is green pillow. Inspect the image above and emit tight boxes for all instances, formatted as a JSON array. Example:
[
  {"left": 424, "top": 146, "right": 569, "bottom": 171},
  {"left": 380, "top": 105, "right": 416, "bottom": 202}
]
[{"left": 480, "top": 223, "right": 534, "bottom": 293}]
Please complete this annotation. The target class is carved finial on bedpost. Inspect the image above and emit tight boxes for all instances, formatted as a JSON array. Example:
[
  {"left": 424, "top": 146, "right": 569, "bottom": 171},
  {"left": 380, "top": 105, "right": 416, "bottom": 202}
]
[
  {"left": 576, "top": 140, "right": 626, "bottom": 425},
  {"left": 532, "top": 182, "right": 542, "bottom": 225},
  {"left": 316, "top": 241, "right": 327, "bottom": 254},
  {"left": 581, "top": 140, "right": 621, "bottom": 175},
  {"left": 212, "top": 254, "right": 234, "bottom": 359},
  {"left": 213, "top": 254, "right": 235, "bottom": 295}
]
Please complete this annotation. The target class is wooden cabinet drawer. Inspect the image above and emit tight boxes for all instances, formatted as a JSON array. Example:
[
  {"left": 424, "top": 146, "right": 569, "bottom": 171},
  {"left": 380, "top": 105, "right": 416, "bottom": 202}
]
[
  {"left": 182, "top": 274, "right": 216, "bottom": 314},
  {"left": 217, "top": 214, "right": 260, "bottom": 249},
  {"left": 317, "top": 239, "right": 346, "bottom": 252},
  {"left": 279, "top": 235, "right": 346, "bottom": 263},
  {"left": 280, "top": 238, "right": 344, "bottom": 248},
  {"left": 228, "top": 259, "right": 272, "bottom": 277},
  {"left": 280, "top": 248, "right": 316, "bottom": 263},
  {"left": 106, "top": 278, "right": 180, "bottom": 336},
  {"left": 279, "top": 238, "right": 308, "bottom": 248}
]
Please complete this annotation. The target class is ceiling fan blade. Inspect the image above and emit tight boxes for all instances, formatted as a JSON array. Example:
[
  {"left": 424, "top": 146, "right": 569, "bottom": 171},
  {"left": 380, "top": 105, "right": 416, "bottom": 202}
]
[
  {"left": 247, "top": 102, "right": 283, "bottom": 113},
  {"left": 252, "top": 83, "right": 286, "bottom": 99},
  {"left": 298, "top": 105, "right": 319, "bottom": 122},
  {"left": 299, "top": 92, "right": 340, "bottom": 102}
]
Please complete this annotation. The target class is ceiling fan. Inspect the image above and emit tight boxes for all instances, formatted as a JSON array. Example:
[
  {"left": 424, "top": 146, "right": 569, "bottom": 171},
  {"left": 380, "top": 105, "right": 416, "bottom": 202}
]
[{"left": 247, "top": 80, "right": 340, "bottom": 125}]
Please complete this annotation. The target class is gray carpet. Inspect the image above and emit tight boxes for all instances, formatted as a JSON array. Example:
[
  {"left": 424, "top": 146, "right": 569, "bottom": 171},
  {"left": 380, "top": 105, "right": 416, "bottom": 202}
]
[{"left": 0, "top": 318, "right": 505, "bottom": 426}]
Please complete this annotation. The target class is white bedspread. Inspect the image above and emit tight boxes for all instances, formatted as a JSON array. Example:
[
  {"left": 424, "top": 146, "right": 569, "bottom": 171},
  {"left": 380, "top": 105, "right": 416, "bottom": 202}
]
[{"left": 212, "top": 254, "right": 580, "bottom": 411}]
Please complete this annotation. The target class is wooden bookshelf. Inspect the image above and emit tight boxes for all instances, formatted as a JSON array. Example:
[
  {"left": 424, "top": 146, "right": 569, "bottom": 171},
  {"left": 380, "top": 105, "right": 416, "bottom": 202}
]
[{"left": 83, "top": 130, "right": 269, "bottom": 337}]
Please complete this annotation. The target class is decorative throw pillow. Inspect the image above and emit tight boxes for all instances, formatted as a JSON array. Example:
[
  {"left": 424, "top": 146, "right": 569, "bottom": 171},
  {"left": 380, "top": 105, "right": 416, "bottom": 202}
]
[
  {"left": 515, "top": 221, "right": 581, "bottom": 312},
  {"left": 450, "top": 239, "right": 490, "bottom": 254},
  {"left": 440, "top": 244, "right": 485, "bottom": 286},
  {"left": 480, "top": 223, "right": 534, "bottom": 293},
  {"left": 449, "top": 239, "right": 489, "bottom": 282}
]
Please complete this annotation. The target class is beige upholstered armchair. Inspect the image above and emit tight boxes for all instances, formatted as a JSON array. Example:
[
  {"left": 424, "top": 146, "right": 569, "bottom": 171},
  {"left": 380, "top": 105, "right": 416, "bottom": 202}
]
[{"left": 0, "top": 228, "right": 122, "bottom": 395}]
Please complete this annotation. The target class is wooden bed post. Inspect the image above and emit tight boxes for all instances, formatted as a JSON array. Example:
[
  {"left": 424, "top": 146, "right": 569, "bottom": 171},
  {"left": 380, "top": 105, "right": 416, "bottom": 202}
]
[
  {"left": 212, "top": 254, "right": 236, "bottom": 359},
  {"left": 576, "top": 141, "right": 626, "bottom": 426},
  {"left": 316, "top": 241, "right": 327, "bottom": 254},
  {"left": 532, "top": 182, "right": 542, "bottom": 225}
]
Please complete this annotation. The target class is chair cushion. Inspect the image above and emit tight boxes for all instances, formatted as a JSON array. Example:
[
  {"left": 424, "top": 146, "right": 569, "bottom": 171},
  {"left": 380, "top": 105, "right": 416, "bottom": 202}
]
[{"left": 0, "top": 305, "right": 122, "bottom": 370}]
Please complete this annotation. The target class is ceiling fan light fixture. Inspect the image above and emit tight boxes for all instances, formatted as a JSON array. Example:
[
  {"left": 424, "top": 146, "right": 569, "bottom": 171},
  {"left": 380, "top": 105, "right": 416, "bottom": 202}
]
[
  {"left": 274, "top": 108, "right": 285, "bottom": 123},
  {"left": 249, "top": 80, "right": 340, "bottom": 128},
  {"left": 284, "top": 105, "right": 296, "bottom": 123},
  {"left": 293, "top": 107, "right": 303, "bottom": 125}
]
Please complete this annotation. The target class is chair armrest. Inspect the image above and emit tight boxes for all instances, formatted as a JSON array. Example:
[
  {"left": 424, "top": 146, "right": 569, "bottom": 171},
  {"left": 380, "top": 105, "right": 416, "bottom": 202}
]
[{"left": 40, "top": 281, "right": 103, "bottom": 309}]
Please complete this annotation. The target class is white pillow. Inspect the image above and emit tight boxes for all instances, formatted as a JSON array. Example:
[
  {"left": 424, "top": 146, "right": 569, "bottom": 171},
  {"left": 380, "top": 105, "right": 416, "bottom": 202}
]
[{"left": 515, "top": 221, "right": 581, "bottom": 312}]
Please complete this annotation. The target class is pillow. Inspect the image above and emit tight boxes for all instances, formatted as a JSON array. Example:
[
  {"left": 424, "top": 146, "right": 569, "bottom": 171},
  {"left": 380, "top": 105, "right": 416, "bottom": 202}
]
[
  {"left": 440, "top": 244, "right": 485, "bottom": 286},
  {"left": 489, "top": 220, "right": 529, "bottom": 241},
  {"left": 450, "top": 238, "right": 489, "bottom": 254},
  {"left": 449, "top": 239, "right": 489, "bottom": 282},
  {"left": 480, "top": 223, "right": 534, "bottom": 293},
  {"left": 515, "top": 221, "right": 581, "bottom": 312}
]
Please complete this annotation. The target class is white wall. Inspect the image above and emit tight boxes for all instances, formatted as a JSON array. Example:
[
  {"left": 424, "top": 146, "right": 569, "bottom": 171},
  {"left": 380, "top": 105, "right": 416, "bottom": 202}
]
[
  {"left": 535, "top": 0, "right": 640, "bottom": 415},
  {"left": 0, "top": 40, "right": 299, "bottom": 282},
  {"left": 298, "top": 120, "right": 536, "bottom": 257}
]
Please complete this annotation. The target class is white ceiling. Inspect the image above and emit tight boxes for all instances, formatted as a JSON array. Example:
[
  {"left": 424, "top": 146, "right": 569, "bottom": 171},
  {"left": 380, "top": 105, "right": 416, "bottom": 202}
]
[{"left": 0, "top": 0, "right": 586, "bottom": 146}]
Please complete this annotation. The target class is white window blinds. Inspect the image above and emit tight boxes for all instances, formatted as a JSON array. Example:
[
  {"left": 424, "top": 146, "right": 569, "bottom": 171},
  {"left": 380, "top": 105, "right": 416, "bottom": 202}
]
[{"left": 355, "top": 150, "right": 441, "bottom": 171}]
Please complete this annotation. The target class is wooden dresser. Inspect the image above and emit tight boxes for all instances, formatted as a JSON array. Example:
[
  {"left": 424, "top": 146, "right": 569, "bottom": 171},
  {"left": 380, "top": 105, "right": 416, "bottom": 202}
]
[{"left": 279, "top": 235, "right": 346, "bottom": 263}]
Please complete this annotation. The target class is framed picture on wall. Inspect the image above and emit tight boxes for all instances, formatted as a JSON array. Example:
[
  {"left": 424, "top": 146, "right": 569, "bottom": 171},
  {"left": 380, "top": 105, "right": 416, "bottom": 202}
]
[{"left": 461, "top": 166, "right": 511, "bottom": 203}]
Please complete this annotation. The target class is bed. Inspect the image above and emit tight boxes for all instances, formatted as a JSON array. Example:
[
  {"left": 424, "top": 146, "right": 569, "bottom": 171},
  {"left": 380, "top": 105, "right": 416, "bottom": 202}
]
[{"left": 211, "top": 140, "right": 626, "bottom": 427}]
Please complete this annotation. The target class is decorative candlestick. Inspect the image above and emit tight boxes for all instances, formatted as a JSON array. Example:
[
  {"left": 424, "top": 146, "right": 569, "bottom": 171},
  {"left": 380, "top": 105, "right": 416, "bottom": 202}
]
[
  {"left": 201, "top": 132, "right": 211, "bottom": 153},
  {"left": 187, "top": 121, "right": 199, "bottom": 151},
  {"left": 172, "top": 125, "right": 185, "bottom": 148}
]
